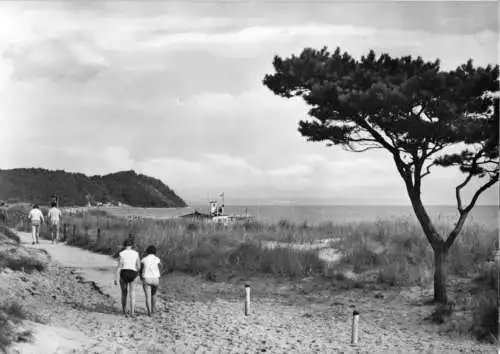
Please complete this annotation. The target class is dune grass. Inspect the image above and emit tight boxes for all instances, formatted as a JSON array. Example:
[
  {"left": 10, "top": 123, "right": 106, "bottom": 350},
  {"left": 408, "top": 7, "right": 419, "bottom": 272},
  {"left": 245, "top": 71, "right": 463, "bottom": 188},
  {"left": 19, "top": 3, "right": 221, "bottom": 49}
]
[
  {"left": 0, "top": 225, "right": 20, "bottom": 243},
  {"left": 468, "top": 264, "right": 499, "bottom": 343},
  {"left": 0, "top": 252, "right": 47, "bottom": 273},
  {"left": 333, "top": 218, "right": 498, "bottom": 286},
  {"left": 4, "top": 205, "right": 498, "bottom": 341},
  {"left": 41, "top": 209, "right": 498, "bottom": 283},
  {"left": 0, "top": 301, "right": 31, "bottom": 353},
  {"left": 0, "top": 231, "right": 48, "bottom": 273}
]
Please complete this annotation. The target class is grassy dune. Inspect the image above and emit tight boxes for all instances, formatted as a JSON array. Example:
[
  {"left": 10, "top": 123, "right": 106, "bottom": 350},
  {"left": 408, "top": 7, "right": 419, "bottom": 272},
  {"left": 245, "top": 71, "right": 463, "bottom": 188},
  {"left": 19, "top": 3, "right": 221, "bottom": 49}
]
[
  {"left": 4, "top": 205, "right": 499, "bottom": 342},
  {"left": 0, "top": 224, "right": 46, "bottom": 352},
  {"left": 0, "top": 301, "right": 30, "bottom": 353}
]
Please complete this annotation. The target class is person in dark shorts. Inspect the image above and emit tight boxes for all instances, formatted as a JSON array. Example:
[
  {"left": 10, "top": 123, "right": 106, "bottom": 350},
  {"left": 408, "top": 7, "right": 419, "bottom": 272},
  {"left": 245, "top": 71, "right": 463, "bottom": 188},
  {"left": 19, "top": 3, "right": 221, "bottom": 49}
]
[
  {"left": 140, "top": 245, "right": 162, "bottom": 316},
  {"left": 115, "top": 239, "right": 140, "bottom": 316}
]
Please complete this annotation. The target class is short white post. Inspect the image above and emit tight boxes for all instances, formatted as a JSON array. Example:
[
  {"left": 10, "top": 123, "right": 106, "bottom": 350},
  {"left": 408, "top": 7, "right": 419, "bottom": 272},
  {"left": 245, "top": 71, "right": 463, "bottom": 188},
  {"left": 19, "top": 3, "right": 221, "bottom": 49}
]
[
  {"left": 351, "top": 310, "right": 359, "bottom": 344},
  {"left": 244, "top": 284, "right": 250, "bottom": 316}
]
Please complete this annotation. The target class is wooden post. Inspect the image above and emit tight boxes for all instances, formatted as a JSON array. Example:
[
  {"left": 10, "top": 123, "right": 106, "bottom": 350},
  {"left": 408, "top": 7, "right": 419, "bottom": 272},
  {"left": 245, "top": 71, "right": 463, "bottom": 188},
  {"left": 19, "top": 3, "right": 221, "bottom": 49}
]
[
  {"left": 72, "top": 224, "right": 76, "bottom": 238},
  {"left": 97, "top": 228, "right": 101, "bottom": 242},
  {"left": 244, "top": 284, "right": 250, "bottom": 316},
  {"left": 351, "top": 311, "right": 359, "bottom": 344},
  {"left": 63, "top": 224, "right": 67, "bottom": 241}
]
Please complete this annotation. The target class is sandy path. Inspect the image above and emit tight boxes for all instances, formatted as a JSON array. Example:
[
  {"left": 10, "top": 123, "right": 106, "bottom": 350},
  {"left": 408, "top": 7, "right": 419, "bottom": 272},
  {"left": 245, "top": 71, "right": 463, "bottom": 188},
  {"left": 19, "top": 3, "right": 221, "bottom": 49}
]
[
  {"left": 17, "top": 231, "right": 150, "bottom": 311},
  {"left": 13, "top": 231, "right": 497, "bottom": 354},
  {"left": 16, "top": 231, "right": 148, "bottom": 314}
]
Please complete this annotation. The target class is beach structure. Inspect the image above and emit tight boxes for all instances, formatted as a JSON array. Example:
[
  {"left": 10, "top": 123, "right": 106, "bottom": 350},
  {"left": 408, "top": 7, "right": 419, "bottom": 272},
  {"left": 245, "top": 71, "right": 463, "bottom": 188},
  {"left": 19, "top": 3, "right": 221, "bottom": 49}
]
[
  {"left": 180, "top": 193, "right": 255, "bottom": 225},
  {"left": 179, "top": 210, "right": 212, "bottom": 222}
]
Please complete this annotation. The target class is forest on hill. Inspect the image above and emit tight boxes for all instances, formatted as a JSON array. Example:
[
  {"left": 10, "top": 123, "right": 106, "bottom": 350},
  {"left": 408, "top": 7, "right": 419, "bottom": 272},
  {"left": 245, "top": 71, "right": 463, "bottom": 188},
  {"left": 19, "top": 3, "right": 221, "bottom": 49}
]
[{"left": 0, "top": 168, "right": 187, "bottom": 207}]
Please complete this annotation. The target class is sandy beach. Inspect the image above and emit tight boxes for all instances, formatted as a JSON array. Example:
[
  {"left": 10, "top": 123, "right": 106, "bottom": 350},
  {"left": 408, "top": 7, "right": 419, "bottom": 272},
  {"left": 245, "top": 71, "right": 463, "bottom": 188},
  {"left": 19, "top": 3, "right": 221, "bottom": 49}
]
[{"left": 0, "top": 229, "right": 494, "bottom": 353}]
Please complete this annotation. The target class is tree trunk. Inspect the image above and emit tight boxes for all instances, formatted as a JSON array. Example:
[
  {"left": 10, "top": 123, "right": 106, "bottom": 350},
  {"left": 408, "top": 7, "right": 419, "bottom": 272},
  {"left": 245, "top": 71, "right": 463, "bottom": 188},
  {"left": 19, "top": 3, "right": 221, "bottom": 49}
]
[
  {"left": 433, "top": 245, "right": 449, "bottom": 304},
  {"left": 405, "top": 186, "right": 448, "bottom": 303}
]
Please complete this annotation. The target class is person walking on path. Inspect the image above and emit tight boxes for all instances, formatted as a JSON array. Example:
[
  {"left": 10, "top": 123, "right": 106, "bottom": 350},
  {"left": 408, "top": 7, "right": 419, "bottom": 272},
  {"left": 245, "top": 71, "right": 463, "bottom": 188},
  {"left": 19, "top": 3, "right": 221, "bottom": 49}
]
[
  {"left": 140, "top": 245, "right": 162, "bottom": 316},
  {"left": 47, "top": 201, "right": 62, "bottom": 244},
  {"left": 28, "top": 204, "right": 44, "bottom": 244},
  {"left": 115, "top": 238, "right": 141, "bottom": 317}
]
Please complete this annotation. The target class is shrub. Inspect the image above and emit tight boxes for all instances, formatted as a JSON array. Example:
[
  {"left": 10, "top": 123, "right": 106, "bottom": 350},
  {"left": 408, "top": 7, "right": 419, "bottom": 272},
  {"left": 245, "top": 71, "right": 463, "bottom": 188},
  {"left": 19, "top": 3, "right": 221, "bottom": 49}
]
[
  {"left": 0, "top": 256, "right": 47, "bottom": 273},
  {"left": 470, "top": 264, "right": 499, "bottom": 343},
  {"left": 0, "top": 226, "right": 20, "bottom": 244},
  {"left": 0, "top": 301, "right": 29, "bottom": 353},
  {"left": 470, "top": 294, "right": 498, "bottom": 343}
]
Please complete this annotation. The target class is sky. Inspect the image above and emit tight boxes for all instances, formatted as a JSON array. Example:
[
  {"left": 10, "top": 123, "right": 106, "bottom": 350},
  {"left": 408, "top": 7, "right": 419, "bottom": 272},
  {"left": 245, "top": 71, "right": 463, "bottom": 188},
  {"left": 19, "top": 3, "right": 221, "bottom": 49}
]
[{"left": 0, "top": 1, "right": 498, "bottom": 206}]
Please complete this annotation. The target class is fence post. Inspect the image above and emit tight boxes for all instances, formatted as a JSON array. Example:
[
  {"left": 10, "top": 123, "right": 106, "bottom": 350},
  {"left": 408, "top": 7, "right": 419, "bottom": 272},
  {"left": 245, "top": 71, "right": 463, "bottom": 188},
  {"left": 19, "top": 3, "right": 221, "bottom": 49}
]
[
  {"left": 97, "top": 228, "right": 101, "bottom": 242},
  {"left": 244, "top": 284, "right": 251, "bottom": 316},
  {"left": 63, "top": 224, "right": 67, "bottom": 241},
  {"left": 72, "top": 224, "right": 76, "bottom": 239},
  {"left": 351, "top": 311, "right": 359, "bottom": 345}
]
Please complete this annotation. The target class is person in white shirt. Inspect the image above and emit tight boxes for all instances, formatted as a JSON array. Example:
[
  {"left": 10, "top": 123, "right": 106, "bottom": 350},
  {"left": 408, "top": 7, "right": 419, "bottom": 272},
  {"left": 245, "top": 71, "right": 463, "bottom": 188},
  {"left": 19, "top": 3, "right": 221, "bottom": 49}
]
[
  {"left": 28, "top": 204, "right": 44, "bottom": 244},
  {"left": 140, "top": 245, "right": 162, "bottom": 316},
  {"left": 47, "top": 202, "right": 62, "bottom": 244},
  {"left": 115, "top": 238, "right": 141, "bottom": 317}
]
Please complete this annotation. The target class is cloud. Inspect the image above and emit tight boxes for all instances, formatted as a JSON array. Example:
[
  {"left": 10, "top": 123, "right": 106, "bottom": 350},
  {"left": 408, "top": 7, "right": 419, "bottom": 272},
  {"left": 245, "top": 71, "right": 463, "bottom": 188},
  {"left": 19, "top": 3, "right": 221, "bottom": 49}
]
[
  {"left": 3, "top": 35, "right": 108, "bottom": 82},
  {"left": 204, "top": 154, "right": 263, "bottom": 175},
  {"left": 0, "top": 2, "right": 497, "bottom": 206},
  {"left": 133, "top": 150, "right": 405, "bottom": 202},
  {"left": 133, "top": 23, "right": 497, "bottom": 68},
  {"left": 57, "top": 145, "right": 135, "bottom": 175}
]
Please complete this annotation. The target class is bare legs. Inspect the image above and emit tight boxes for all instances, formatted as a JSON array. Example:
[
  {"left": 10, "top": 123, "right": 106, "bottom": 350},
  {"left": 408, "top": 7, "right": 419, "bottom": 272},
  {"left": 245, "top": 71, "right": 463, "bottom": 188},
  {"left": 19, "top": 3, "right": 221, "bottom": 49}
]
[
  {"left": 119, "top": 279, "right": 136, "bottom": 316},
  {"left": 51, "top": 224, "right": 59, "bottom": 243},
  {"left": 128, "top": 281, "right": 136, "bottom": 316},
  {"left": 151, "top": 285, "right": 157, "bottom": 314},
  {"left": 142, "top": 282, "right": 158, "bottom": 316},
  {"left": 31, "top": 225, "right": 40, "bottom": 244},
  {"left": 119, "top": 278, "right": 128, "bottom": 314},
  {"left": 143, "top": 283, "right": 151, "bottom": 316}
]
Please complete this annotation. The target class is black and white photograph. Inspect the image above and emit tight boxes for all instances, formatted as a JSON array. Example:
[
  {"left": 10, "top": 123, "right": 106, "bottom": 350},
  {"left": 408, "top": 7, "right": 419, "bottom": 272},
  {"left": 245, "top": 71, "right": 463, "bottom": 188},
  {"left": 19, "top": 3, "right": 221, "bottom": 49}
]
[{"left": 0, "top": 0, "right": 498, "bottom": 353}]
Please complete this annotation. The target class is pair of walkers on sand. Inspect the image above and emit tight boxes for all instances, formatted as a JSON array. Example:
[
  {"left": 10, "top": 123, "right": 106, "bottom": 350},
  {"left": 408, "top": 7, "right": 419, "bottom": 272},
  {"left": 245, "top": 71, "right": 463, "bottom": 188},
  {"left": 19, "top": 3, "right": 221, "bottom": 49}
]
[
  {"left": 115, "top": 239, "right": 162, "bottom": 317},
  {"left": 28, "top": 202, "right": 62, "bottom": 245}
]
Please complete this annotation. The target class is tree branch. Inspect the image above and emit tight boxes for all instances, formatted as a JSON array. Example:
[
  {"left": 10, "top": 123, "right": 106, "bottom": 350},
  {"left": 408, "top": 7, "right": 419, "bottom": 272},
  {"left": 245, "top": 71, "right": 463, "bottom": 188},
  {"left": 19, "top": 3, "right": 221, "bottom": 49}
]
[
  {"left": 413, "top": 152, "right": 425, "bottom": 194},
  {"left": 412, "top": 104, "right": 427, "bottom": 121},
  {"left": 349, "top": 138, "right": 379, "bottom": 143},
  {"left": 445, "top": 210, "right": 470, "bottom": 250},
  {"left": 427, "top": 142, "right": 445, "bottom": 157},
  {"left": 455, "top": 173, "right": 474, "bottom": 213},
  {"left": 342, "top": 144, "right": 384, "bottom": 153},
  {"left": 463, "top": 174, "right": 499, "bottom": 213},
  {"left": 393, "top": 155, "right": 413, "bottom": 189},
  {"left": 358, "top": 117, "right": 397, "bottom": 154},
  {"left": 421, "top": 161, "right": 437, "bottom": 178},
  {"left": 455, "top": 146, "right": 487, "bottom": 212},
  {"left": 446, "top": 174, "right": 498, "bottom": 249}
]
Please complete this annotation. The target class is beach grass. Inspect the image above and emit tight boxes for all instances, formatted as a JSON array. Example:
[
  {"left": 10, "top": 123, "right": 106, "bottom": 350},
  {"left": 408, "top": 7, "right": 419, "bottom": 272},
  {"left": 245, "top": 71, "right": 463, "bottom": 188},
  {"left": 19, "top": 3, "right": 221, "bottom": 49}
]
[
  {"left": 0, "top": 300, "right": 30, "bottom": 353},
  {"left": 0, "top": 225, "right": 21, "bottom": 243},
  {"left": 4, "top": 205, "right": 498, "bottom": 341},
  {"left": 29, "top": 208, "right": 496, "bottom": 282}
]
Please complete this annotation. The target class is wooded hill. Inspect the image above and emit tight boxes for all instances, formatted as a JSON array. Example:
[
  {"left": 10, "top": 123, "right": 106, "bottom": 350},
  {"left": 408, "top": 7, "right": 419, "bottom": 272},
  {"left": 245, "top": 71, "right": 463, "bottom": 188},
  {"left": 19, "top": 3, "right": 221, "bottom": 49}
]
[{"left": 0, "top": 168, "right": 187, "bottom": 207}]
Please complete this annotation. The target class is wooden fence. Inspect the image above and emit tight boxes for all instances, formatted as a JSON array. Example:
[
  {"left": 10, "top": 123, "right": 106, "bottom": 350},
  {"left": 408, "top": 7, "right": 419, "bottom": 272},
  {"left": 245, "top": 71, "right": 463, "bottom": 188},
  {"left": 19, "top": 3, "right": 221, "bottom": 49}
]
[{"left": 3, "top": 209, "right": 104, "bottom": 244}]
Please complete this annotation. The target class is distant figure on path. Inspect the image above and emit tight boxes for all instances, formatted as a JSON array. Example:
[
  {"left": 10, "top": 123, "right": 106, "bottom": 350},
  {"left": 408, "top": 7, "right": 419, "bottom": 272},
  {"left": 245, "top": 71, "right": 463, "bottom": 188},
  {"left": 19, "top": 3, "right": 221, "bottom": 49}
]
[
  {"left": 115, "top": 239, "right": 141, "bottom": 317},
  {"left": 47, "top": 201, "right": 62, "bottom": 244},
  {"left": 140, "top": 245, "right": 162, "bottom": 316},
  {"left": 28, "top": 204, "right": 44, "bottom": 244}
]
